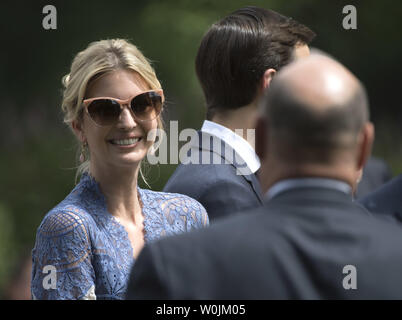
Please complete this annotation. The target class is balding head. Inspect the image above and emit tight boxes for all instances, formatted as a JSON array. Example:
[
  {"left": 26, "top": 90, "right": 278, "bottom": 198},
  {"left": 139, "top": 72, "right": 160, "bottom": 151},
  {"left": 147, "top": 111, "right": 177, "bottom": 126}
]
[
  {"left": 261, "top": 53, "right": 369, "bottom": 162},
  {"left": 277, "top": 53, "right": 365, "bottom": 111},
  {"left": 256, "top": 52, "right": 374, "bottom": 192}
]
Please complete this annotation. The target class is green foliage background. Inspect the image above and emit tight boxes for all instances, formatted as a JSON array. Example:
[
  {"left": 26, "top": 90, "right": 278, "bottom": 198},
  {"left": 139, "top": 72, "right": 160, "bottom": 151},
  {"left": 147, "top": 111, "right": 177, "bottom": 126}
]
[{"left": 0, "top": 0, "right": 401, "bottom": 296}]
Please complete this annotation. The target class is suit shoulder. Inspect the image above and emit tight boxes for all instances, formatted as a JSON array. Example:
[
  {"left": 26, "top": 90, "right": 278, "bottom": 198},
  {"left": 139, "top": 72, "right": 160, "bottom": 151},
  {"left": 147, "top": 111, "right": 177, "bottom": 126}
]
[
  {"left": 360, "top": 174, "right": 402, "bottom": 214},
  {"left": 169, "top": 163, "right": 246, "bottom": 189},
  {"left": 163, "top": 162, "right": 242, "bottom": 197},
  {"left": 152, "top": 206, "right": 268, "bottom": 252},
  {"left": 367, "top": 157, "right": 391, "bottom": 172}
]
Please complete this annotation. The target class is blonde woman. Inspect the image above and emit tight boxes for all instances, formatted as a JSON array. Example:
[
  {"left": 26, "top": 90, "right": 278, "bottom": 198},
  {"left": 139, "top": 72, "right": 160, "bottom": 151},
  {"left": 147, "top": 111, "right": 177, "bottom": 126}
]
[{"left": 31, "top": 39, "right": 209, "bottom": 300}]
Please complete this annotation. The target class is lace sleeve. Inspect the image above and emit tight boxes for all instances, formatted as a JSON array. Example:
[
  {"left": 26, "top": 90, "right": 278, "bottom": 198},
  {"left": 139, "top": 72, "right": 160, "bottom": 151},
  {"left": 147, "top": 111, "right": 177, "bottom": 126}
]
[
  {"left": 186, "top": 198, "right": 209, "bottom": 229},
  {"left": 161, "top": 195, "right": 209, "bottom": 231},
  {"left": 31, "top": 210, "right": 96, "bottom": 300}
]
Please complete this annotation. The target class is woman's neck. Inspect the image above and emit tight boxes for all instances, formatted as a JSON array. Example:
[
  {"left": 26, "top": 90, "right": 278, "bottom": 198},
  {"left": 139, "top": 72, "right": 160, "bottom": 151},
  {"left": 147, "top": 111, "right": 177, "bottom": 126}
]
[{"left": 89, "top": 163, "right": 142, "bottom": 225}]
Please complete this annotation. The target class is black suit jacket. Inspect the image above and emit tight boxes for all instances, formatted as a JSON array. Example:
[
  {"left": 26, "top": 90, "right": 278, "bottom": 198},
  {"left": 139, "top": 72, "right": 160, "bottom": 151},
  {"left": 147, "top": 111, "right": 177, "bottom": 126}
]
[
  {"left": 127, "top": 186, "right": 402, "bottom": 299},
  {"left": 163, "top": 131, "right": 264, "bottom": 221},
  {"left": 360, "top": 174, "right": 402, "bottom": 223},
  {"left": 356, "top": 156, "right": 392, "bottom": 199}
]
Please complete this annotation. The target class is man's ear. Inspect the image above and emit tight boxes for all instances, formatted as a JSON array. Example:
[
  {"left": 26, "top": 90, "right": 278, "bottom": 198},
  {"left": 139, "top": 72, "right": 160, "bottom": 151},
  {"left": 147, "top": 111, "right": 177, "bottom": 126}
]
[
  {"left": 261, "top": 68, "right": 276, "bottom": 91},
  {"left": 356, "top": 122, "right": 375, "bottom": 171},
  {"left": 72, "top": 119, "right": 86, "bottom": 143},
  {"left": 255, "top": 116, "right": 269, "bottom": 161}
]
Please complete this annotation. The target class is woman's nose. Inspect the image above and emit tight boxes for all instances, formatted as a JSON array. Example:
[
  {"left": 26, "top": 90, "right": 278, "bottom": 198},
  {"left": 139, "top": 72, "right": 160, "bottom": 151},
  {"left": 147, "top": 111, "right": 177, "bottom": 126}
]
[{"left": 116, "top": 105, "right": 137, "bottom": 129}]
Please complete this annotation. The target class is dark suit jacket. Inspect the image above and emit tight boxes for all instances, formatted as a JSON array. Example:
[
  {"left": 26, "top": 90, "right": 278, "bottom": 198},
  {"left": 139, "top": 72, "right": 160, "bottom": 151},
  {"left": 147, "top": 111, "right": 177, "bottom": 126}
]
[
  {"left": 127, "top": 186, "right": 402, "bottom": 299},
  {"left": 356, "top": 156, "right": 392, "bottom": 199},
  {"left": 360, "top": 174, "right": 402, "bottom": 223},
  {"left": 163, "top": 131, "right": 264, "bottom": 221}
]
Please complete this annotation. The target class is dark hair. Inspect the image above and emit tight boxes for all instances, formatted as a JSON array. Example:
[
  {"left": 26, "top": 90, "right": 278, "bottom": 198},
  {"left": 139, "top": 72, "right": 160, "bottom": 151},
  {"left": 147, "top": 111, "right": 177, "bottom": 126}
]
[{"left": 195, "top": 6, "right": 315, "bottom": 119}]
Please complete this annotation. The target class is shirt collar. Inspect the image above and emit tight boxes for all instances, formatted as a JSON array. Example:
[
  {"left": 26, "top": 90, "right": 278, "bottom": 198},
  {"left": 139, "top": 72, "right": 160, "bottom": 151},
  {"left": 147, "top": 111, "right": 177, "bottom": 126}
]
[
  {"left": 265, "top": 177, "right": 352, "bottom": 201},
  {"left": 201, "top": 120, "right": 260, "bottom": 173}
]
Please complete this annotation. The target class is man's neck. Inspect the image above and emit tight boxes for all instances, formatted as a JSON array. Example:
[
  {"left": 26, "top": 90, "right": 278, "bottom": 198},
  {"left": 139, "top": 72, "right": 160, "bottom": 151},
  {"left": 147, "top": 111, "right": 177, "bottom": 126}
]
[
  {"left": 211, "top": 103, "right": 258, "bottom": 141},
  {"left": 259, "top": 161, "right": 357, "bottom": 196}
]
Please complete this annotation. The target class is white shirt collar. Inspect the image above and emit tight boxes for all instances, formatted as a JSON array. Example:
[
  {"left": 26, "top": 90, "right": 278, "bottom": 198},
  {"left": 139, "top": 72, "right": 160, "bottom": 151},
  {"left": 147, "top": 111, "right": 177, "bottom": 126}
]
[
  {"left": 265, "top": 178, "right": 352, "bottom": 201},
  {"left": 201, "top": 120, "right": 260, "bottom": 173}
]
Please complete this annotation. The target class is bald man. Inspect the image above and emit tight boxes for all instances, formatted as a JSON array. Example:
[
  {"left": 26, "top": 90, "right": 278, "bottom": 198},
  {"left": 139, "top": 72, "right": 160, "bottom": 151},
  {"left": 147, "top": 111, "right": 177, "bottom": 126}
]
[{"left": 126, "top": 53, "right": 402, "bottom": 299}]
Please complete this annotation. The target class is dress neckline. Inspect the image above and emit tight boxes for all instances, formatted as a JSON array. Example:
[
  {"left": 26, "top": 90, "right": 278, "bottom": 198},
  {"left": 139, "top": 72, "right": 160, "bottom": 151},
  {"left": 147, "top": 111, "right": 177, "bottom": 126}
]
[{"left": 79, "top": 173, "right": 151, "bottom": 258}]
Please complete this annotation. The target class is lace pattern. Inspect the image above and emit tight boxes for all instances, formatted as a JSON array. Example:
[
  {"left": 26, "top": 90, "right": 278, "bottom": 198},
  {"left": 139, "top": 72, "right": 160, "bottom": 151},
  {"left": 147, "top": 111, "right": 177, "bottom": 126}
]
[{"left": 31, "top": 173, "right": 209, "bottom": 299}]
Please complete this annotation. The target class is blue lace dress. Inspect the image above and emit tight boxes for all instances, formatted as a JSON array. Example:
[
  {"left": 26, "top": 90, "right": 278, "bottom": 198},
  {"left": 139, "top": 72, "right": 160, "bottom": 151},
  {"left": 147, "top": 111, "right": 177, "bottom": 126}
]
[{"left": 31, "top": 173, "right": 209, "bottom": 300}]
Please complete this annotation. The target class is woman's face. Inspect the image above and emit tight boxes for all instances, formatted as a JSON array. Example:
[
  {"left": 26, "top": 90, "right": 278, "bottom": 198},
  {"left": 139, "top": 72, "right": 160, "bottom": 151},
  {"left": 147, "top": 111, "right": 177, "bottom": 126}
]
[{"left": 77, "top": 69, "right": 158, "bottom": 172}]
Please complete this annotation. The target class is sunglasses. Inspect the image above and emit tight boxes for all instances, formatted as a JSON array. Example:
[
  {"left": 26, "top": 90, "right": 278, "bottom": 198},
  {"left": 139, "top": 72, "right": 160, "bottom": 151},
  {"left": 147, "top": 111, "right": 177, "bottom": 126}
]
[{"left": 82, "top": 90, "right": 163, "bottom": 126}]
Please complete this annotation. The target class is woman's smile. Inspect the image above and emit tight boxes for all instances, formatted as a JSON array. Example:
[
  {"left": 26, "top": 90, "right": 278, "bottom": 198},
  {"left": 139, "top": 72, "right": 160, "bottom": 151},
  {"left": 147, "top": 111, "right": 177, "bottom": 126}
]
[{"left": 108, "top": 136, "right": 142, "bottom": 147}]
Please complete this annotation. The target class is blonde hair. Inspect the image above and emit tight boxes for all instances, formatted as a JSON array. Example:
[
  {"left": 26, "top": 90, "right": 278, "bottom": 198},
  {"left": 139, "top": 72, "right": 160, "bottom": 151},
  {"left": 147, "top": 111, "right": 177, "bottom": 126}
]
[{"left": 61, "top": 39, "right": 163, "bottom": 184}]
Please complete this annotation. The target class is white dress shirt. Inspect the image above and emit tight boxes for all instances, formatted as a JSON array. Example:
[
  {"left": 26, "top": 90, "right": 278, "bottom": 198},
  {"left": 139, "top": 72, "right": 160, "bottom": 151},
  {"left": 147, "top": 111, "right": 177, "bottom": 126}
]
[{"left": 201, "top": 120, "right": 260, "bottom": 174}]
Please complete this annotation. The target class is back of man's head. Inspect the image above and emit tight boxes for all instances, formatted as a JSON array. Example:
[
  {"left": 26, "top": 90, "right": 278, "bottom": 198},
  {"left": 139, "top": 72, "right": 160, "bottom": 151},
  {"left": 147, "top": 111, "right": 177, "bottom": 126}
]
[
  {"left": 257, "top": 52, "right": 373, "bottom": 190},
  {"left": 196, "top": 6, "right": 316, "bottom": 120}
]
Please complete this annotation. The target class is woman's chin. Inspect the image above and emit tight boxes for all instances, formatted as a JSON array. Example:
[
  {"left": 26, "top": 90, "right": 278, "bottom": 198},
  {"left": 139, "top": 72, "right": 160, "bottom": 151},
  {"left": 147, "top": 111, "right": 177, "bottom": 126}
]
[{"left": 113, "top": 152, "right": 147, "bottom": 167}]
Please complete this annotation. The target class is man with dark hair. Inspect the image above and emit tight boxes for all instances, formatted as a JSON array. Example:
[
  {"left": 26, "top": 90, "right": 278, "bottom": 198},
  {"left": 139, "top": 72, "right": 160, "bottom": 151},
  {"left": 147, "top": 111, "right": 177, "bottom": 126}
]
[
  {"left": 164, "top": 6, "right": 315, "bottom": 221},
  {"left": 127, "top": 53, "right": 402, "bottom": 299}
]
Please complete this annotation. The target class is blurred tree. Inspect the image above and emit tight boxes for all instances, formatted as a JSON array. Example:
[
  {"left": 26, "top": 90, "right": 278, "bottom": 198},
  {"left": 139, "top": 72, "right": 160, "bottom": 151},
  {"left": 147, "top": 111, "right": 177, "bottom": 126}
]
[
  {"left": 0, "top": 0, "right": 401, "bottom": 296},
  {"left": 0, "top": 204, "right": 15, "bottom": 292}
]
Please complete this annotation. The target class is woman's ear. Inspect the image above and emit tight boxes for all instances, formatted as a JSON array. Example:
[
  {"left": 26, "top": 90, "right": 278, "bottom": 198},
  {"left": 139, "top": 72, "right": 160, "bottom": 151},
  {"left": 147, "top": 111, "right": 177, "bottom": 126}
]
[{"left": 72, "top": 119, "right": 86, "bottom": 143}]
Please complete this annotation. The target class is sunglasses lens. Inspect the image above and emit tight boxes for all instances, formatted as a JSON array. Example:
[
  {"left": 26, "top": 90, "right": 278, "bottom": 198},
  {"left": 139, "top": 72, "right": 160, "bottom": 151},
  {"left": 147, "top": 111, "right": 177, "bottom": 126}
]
[
  {"left": 87, "top": 99, "right": 121, "bottom": 125},
  {"left": 130, "top": 92, "right": 162, "bottom": 121}
]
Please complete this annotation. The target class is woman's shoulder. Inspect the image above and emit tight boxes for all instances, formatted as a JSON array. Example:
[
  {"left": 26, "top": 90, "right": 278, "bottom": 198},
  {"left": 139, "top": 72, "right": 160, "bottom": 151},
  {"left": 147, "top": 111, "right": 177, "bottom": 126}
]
[
  {"left": 37, "top": 174, "right": 103, "bottom": 237},
  {"left": 140, "top": 188, "right": 209, "bottom": 226},
  {"left": 141, "top": 188, "right": 205, "bottom": 208},
  {"left": 32, "top": 201, "right": 95, "bottom": 300},
  {"left": 37, "top": 200, "right": 94, "bottom": 239}
]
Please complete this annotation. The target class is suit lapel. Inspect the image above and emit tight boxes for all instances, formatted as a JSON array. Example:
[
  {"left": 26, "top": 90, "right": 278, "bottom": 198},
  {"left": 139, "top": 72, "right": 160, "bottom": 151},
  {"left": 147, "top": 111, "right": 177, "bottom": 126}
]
[
  {"left": 243, "top": 173, "right": 264, "bottom": 204},
  {"left": 191, "top": 131, "right": 264, "bottom": 204}
]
